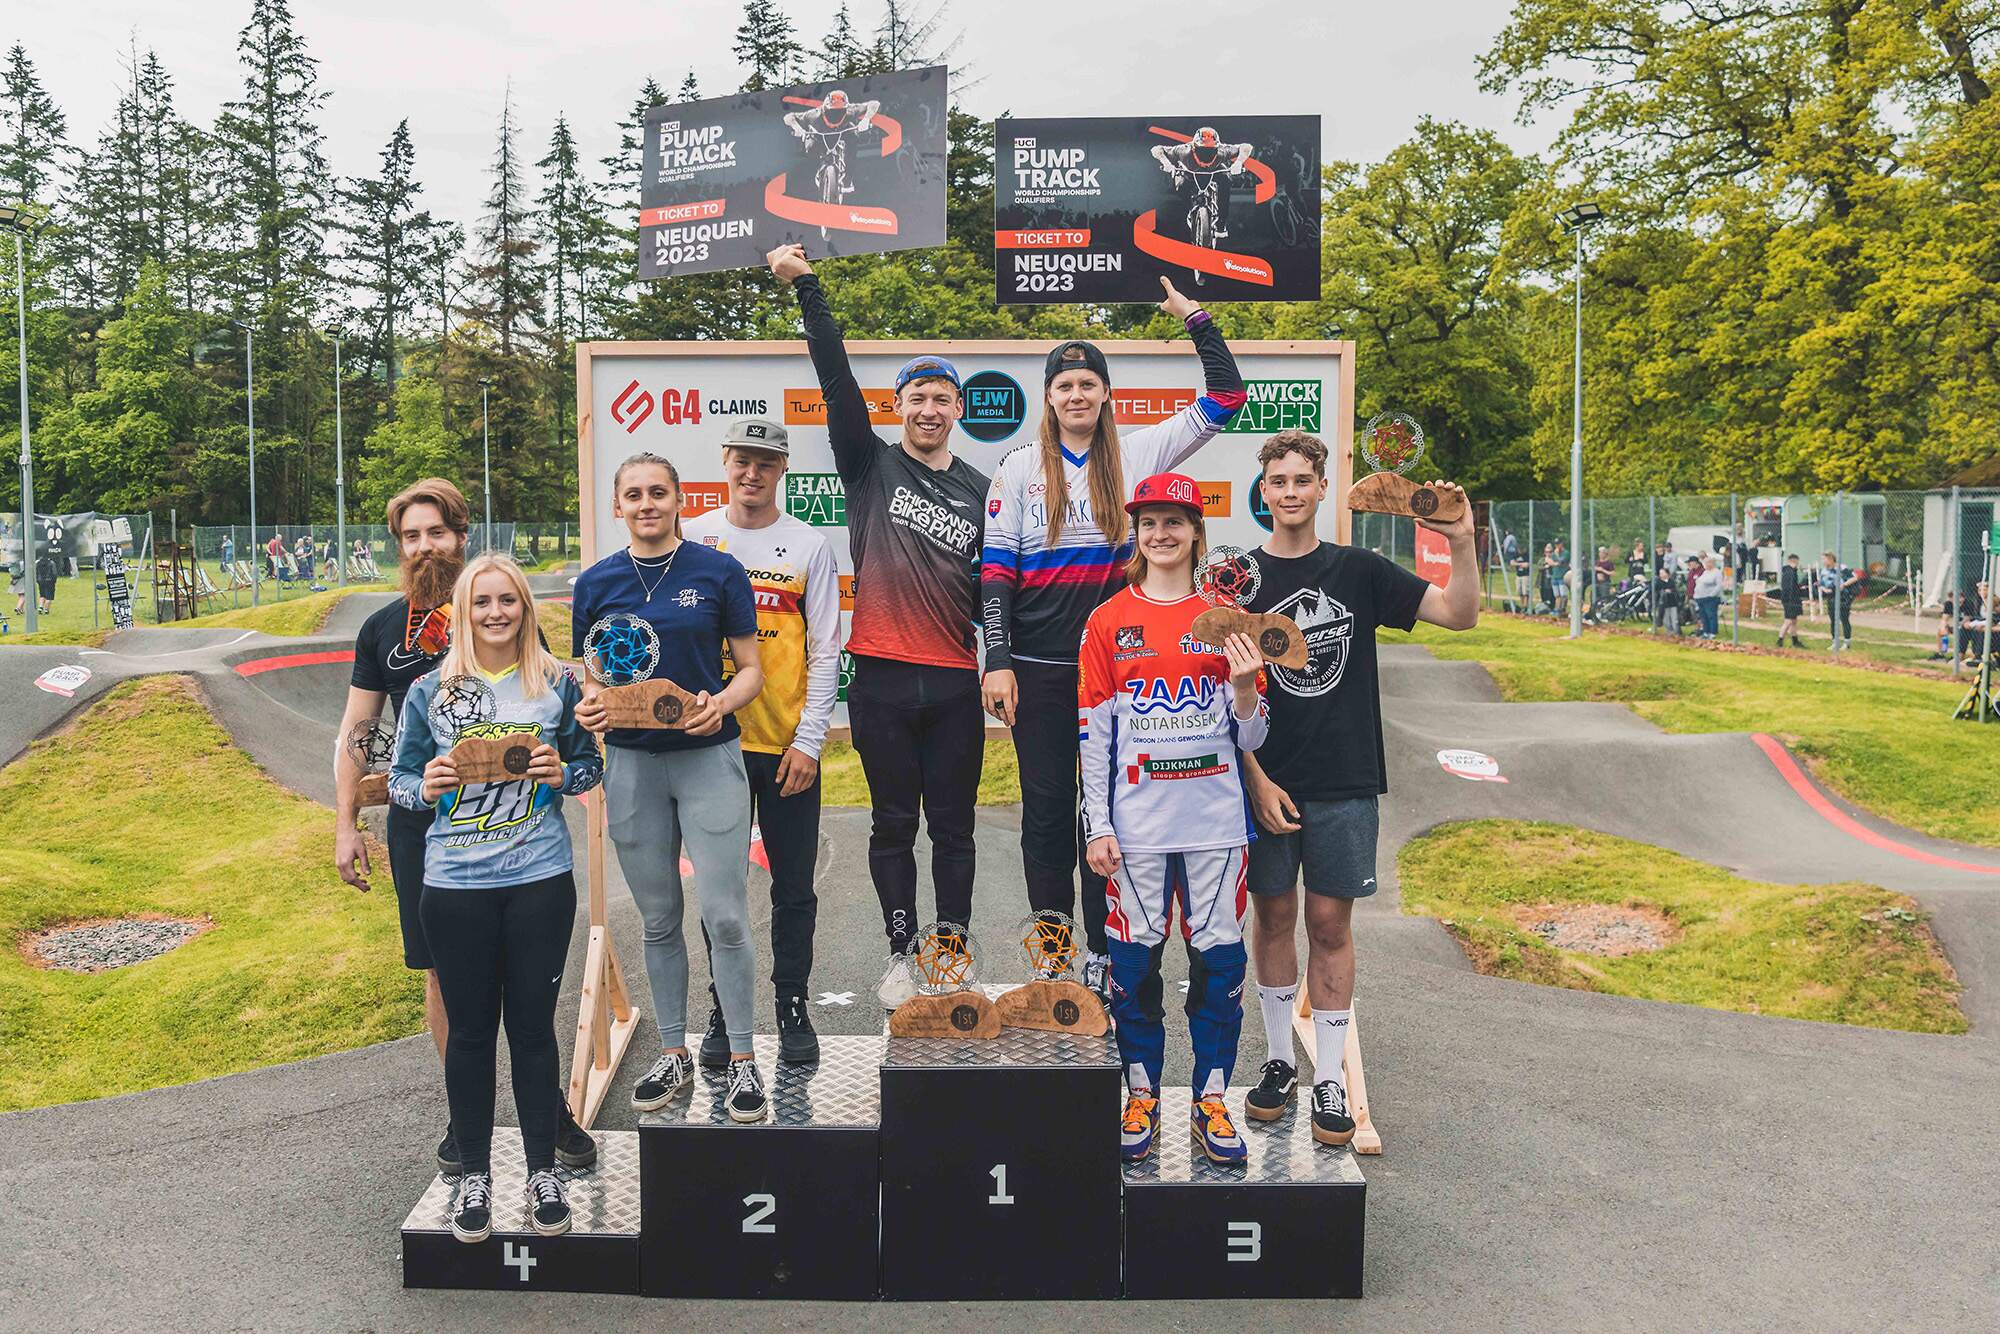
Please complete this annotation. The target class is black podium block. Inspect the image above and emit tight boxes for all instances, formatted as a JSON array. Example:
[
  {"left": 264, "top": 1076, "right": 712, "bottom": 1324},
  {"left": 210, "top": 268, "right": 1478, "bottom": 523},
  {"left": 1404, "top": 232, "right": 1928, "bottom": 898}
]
[
  {"left": 400, "top": 1126, "right": 640, "bottom": 1294},
  {"left": 880, "top": 1020, "right": 1123, "bottom": 1300},
  {"left": 1122, "top": 1087, "right": 1366, "bottom": 1298},
  {"left": 638, "top": 1035, "right": 882, "bottom": 1300}
]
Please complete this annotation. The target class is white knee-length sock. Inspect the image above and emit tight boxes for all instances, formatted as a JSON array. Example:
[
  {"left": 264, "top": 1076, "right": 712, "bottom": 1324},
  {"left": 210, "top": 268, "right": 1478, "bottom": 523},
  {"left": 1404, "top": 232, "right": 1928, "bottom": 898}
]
[{"left": 1256, "top": 983, "right": 1298, "bottom": 1068}]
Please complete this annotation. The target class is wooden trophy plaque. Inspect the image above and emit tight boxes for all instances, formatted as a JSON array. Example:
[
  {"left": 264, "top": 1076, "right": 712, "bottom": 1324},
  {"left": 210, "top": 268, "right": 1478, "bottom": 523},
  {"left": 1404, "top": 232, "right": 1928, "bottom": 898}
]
[
  {"left": 595, "top": 677, "right": 698, "bottom": 730},
  {"left": 356, "top": 772, "right": 389, "bottom": 807},
  {"left": 448, "top": 733, "right": 541, "bottom": 785},
  {"left": 888, "top": 924, "right": 1000, "bottom": 1039},
  {"left": 1346, "top": 471, "right": 1467, "bottom": 524},
  {"left": 1191, "top": 607, "right": 1308, "bottom": 669},
  {"left": 994, "top": 979, "right": 1108, "bottom": 1036}
]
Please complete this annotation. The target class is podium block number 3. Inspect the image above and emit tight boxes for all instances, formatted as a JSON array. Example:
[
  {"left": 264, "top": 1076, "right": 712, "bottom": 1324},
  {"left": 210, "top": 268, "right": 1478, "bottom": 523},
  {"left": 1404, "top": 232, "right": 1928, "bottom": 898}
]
[
  {"left": 1227, "top": 1221, "right": 1261, "bottom": 1262},
  {"left": 987, "top": 1164, "right": 1015, "bottom": 1205},
  {"left": 742, "top": 1193, "right": 777, "bottom": 1233}
]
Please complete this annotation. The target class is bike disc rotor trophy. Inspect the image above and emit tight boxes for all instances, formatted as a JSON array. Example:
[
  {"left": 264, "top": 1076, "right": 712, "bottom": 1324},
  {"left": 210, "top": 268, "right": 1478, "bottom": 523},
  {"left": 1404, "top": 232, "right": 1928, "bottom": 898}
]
[
  {"left": 344, "top": 718, "right": 397, "bottom": 807},
  {"left": 428, "top": 673, "right": 531, "bottom": 784},
  {"left": 1346, "top": 411, "right": 1466, "bottom": 523},
  {"left": 583, "top": 613, "right": 696, "bottom": 729},
  {"left": 992, "top": 910, "right": 1110, "bottom": 1036},
  {"left": 1191, "top": 546, "right": 1308, "bottom": 667},
  {"left": 887, "top": 922, "right": 1000, "bottom": 1039}
]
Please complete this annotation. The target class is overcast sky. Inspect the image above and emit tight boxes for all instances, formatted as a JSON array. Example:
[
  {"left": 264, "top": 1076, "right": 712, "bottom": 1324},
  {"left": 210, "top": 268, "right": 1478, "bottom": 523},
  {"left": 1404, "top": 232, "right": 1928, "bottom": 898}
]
[{"left": 20, "top": 1, "right": 1559, "bottom": 232}]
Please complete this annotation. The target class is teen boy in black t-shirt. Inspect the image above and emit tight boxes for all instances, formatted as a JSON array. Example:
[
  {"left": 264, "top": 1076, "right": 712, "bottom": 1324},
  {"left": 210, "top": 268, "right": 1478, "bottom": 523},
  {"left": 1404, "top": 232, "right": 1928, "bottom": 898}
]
[{"left": 1235, "top": 431, "right": 1478, "bottom": 1144}]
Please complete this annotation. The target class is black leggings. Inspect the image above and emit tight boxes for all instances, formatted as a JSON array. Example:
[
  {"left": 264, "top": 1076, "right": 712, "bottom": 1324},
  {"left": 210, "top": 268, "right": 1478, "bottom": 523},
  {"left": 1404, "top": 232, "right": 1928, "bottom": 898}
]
[
  {"left": 1010, "top": 658, "right": 1109, "bottom": 955},
  {"left": 846, "top": 655, "right": 982, "bottom": 954},
  {"left": 421, "top": 873, "right": 576, "bottom": 1175}
]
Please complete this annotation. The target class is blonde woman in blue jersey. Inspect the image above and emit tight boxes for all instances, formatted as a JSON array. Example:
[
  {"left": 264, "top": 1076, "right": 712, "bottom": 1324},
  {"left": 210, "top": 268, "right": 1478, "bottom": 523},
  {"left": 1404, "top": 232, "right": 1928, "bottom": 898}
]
[
  {"left": 980, "top": 279, "right": 1246, "bottom": 994},
  {"left": 390, "top": 555, "right": 602, "bottom": 1244}
]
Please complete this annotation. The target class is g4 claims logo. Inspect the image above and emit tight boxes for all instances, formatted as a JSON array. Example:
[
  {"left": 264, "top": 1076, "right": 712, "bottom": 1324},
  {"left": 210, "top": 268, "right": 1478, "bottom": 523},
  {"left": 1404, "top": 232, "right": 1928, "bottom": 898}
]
[{"left": 611, "top": 381, "right": 709, "bottom": 434}]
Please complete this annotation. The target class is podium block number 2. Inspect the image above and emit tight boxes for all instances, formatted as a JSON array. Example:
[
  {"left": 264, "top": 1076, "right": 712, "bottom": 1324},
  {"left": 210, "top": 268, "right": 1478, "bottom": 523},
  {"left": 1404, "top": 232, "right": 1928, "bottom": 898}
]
[
  {"left": 742, "top": 1193, "right": 777, "bottom": 1234},
  {"left": 987, "top": 1164, "right": 1015, "bottom": 1205},
  {"left": 1227, "top": 1221, "right": 1261, "bottom": 1262}
]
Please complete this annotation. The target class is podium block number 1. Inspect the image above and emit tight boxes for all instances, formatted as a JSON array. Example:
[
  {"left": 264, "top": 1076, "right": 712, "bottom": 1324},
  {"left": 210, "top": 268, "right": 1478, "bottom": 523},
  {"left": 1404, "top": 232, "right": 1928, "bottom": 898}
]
[
  {"left": 1227, "top": 1221, "right": 1261, "bottom": 1262},
  {"left": 742, "top": 1193, "right": 777, "bottom": 1233},
  {"left": 987, "top": 1164, "right": 1015, "bottom": 1205}
]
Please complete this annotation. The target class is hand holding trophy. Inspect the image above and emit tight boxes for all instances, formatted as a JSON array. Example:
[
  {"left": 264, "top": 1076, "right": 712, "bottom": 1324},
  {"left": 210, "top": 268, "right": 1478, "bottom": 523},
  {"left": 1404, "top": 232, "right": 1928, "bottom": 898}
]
[
  {"left": 1346, "top": 411, "right": 1468, "bottom": 524},
  {"left": 992, "top": 910, "right": 1110, "bottom": 1036},
  {"left": 1190, "top": 546, "right": 1308, "bottom": 668},
  {"left": 887, "top": 922, "right": 1001, "bottom": 1039},
  {"left": 344, "top": 718, "right": 397, "bottom": 807},
  {"left": 582, "top": 612, "right": 697, "bottom": 729},
  {"left": 426, "top": 673, "right": 531, "bottom": 784}
]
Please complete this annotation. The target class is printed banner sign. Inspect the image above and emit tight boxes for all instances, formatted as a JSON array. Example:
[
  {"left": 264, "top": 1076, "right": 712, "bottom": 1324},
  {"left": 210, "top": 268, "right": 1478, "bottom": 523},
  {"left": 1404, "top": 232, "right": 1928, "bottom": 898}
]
[
  {"left": 102, "top": 543, "right": 134, "bottom": 630},
  {"left": 34, "top": 664, "right": 92, "bottom": 697},
  {"left": 639, "top": 66, "right": 949, "bottom": 279},
  {"left": 1437, "top": 749, "right": 1508, "bottom": 783},
  {"left": 994, "top": 115, "right": 1321, "bottom": 304},
  {"left": 1415, "top": 526, "right": 1453, "bottom": 588}
]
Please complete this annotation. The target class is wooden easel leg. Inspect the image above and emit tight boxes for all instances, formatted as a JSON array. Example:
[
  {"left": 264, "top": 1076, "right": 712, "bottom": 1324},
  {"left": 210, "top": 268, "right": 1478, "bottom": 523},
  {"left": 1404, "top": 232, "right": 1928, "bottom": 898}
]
[
  {"left": 1291, "top": 991, "right": 1383, "bottom": 1155},
  {"left": 566, "top": 781, "right": 639, "bottom": 1130}
]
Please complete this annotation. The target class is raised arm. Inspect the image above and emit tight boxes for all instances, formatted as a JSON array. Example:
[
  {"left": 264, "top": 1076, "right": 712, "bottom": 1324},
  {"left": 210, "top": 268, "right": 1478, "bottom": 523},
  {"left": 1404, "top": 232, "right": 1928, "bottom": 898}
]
[
  {"left": 1124, "top": 278, "right": 1248, "bottom": 477},
  {"left": 771, "top": 246, "right": 882, "bottom": 486}
]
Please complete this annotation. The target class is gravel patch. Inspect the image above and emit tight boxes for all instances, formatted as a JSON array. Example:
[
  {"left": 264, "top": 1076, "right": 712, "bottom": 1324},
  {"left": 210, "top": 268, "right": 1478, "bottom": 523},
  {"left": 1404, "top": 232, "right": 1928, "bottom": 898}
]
[
  {"left": 24, "top": 917, "right": 210, "bottom": 973},
  {"left": 1517, "top": 902, "right": 1679, "bottom": 957}
]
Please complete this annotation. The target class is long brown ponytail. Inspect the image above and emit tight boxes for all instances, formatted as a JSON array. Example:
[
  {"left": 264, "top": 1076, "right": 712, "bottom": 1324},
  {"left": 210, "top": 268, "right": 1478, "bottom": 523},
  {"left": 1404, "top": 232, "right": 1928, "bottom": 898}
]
[{"left": 1037, "top": 404, "right": 1127, "bottom": 549}]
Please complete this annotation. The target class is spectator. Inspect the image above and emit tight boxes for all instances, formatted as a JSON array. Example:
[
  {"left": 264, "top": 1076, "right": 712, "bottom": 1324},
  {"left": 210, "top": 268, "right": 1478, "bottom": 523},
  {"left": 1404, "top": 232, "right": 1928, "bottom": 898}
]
[
  {"left": 1593, "top": 545, "right": 1614, "bottom": 610},
  {"left": 298, "top": 531, "right": 315, "bottom": 570},
  {"left": 1692, "top": 554, "right": 1724, "bottom": 639},
  {"left": 1627, "top": 540, "right": 1648, "bottom": 584},
  {"left": 1653, "top": 561, "right": 1682, "bottom": 635},
  {"left": 1820, "top": 551, "right": 1858, "bottom": 649},
  {"left": 1657, "top": 541, "right": 1677, "bottom": 575},
  {"left": 265, "top": 532, "right": 283, "bottom": 578},
  {"left": 1511, "top": 535, "right": 1531, "bottom": 609},
  {"left": 1537, "top": 543, "right": 1555, "bottom": 612},
  {"left": 1960, "top": 580, "right": 1996, "bottom": 663},
  {"left": 1683, "top": 557, "right": 1702, "bottom": 634},
  {"left": 1551, "top": 541, "right": 1570, "bottom": 616},
  {"left": 34, "top": 549, "right": 58, "bottom": 615},
  {"left": 221, "top": 532, "right": 235, "bottom": 575},
  {"left": 1778, "top": 553, "right": 1806, "bottom": 649}
]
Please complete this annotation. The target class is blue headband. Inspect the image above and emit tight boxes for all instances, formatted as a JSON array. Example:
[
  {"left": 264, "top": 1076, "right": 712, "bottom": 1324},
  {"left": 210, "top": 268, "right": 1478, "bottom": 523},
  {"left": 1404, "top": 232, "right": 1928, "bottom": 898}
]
[{"left": 894, "top": 355, "right": 961, "bottom": 393}]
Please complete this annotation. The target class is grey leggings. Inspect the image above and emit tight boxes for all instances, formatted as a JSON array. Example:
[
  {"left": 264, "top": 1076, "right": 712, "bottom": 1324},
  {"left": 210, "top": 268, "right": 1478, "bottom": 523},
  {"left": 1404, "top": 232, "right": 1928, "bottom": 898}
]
[{"left": 604, "top": 740, "right": 755, "bottom": 1052}]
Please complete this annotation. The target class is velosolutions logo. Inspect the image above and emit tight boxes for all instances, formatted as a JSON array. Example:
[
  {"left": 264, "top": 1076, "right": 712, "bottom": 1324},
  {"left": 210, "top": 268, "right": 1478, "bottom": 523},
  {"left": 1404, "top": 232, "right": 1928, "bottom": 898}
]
[
  {"left": 1224, "top": 380, "right": 1321, "bottom": 434},
  {"left": 786, "top": 473, "right": 846, "bottom": 526}
]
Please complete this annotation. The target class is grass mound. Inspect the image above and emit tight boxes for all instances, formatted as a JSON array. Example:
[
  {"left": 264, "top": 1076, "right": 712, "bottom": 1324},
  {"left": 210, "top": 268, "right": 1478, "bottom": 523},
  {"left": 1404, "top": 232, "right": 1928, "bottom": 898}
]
[
  {"left": 0, "top": 676, "right": 422, "bottom": 1110},
  {"left": 1400, "top": 819, "right": 1965, "bottom": 1034},
  {"left": 1391, "top": 615, "right": 1999, "bottom": 846}
]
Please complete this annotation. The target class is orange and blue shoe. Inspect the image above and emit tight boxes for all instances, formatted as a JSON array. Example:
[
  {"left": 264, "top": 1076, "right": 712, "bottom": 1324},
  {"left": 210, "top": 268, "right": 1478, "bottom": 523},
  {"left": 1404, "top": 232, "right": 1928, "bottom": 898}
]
[
  {"left": 1120, "top": 1092, "right": 1161, "bottom": 1163},
  {"left": 1191, "top": 1095, "right": 1248, "bottom": 1165}
]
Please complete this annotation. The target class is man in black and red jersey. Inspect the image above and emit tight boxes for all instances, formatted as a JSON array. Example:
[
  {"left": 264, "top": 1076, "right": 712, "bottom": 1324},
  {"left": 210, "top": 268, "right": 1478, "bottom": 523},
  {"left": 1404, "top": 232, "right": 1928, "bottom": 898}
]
[{"left": 768, "top": 243, "right": 992, "bottom": 1009}]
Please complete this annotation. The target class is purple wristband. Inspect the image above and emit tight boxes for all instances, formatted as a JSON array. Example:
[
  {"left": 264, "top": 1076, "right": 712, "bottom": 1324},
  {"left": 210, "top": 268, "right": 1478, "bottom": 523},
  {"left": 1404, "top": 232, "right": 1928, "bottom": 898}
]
[{"left": 1184, "top": 309, "right": 1212, "bottom": 330}]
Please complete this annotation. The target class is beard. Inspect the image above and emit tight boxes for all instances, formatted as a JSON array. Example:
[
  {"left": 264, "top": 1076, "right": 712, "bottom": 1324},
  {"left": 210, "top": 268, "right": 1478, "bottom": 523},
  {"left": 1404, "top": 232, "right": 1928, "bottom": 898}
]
[{"left": 401, "top": 544, "right": 465, "bottom": 610}]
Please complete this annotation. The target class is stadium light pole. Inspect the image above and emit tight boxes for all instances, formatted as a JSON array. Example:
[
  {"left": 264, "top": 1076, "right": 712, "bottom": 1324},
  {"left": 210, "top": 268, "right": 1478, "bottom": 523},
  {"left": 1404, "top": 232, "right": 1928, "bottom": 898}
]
[
  {"left": 479, "top": 376, "right": 494, "bottom": 553},
  {"left": 332, "top": 331, "right": 346, "bottom": 587},
  {"left": 1557, "top": 200, "right": 1606, "bottom": 640},
  {"left": 231, "top": 318, "right": 259, "bottom": 606},
  {"left": 2, "top": 203, "right": 40, "bottom": 635}
]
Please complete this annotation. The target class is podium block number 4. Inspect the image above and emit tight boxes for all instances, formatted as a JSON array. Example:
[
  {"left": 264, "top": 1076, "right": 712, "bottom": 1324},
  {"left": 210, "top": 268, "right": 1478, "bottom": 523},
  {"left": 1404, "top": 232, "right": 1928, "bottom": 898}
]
[
  {"left": 1227, "top": 1221, "right": 1261, "bottom": 1263},
  {"left": 503, "top": 1241, "right": 538, "bottom": 1281},
  {"left": 987, "top": 1164, "right": 1015, "bottom": 1205},
  {"left": 742, "top": 1193, "right": 777, "bottom": 1234}
]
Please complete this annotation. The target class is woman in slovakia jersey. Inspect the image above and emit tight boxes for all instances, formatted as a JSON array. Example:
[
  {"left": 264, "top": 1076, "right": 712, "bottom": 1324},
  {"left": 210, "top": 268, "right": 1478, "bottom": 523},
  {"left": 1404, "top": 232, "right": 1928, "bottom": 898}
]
[
  {"left": 981, "top": 278, "right": 1245, "bottom": 994},
  {"left": 1079, "top": 472, "right": 1269, "bottom": 1166}
]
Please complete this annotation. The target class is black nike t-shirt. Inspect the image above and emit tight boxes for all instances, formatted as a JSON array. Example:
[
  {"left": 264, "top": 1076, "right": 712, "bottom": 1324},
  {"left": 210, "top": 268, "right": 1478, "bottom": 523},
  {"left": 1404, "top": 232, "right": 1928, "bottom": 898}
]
[
  {"left": 351, "top": 596, "right": 448, "bottom": 719},
  {"left": 1242, "top": 542, "right": 1430, "bottom": 801}
]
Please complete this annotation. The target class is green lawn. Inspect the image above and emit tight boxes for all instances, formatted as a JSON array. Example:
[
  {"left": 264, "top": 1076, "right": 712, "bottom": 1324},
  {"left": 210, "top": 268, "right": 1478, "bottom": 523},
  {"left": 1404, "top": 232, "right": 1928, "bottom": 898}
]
[
  {"left": 1392, "top": 613, "right": 2000, "bottom": 846},
  {"left": 1400, "top": 820, "right": 1965, "bottom": 1034},
  {"left": 2, "top": 565, "right": 385, "bottom": 644},
  {"left": 0, "top": 676, "right": 422, "bottom": 1110}
]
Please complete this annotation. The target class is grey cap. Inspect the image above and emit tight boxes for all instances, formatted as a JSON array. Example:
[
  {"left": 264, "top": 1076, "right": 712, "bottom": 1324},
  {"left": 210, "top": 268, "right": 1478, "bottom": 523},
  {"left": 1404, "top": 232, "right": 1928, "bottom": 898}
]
[{"left": 721, "top": 418, "right": 788, "bottom": 455}]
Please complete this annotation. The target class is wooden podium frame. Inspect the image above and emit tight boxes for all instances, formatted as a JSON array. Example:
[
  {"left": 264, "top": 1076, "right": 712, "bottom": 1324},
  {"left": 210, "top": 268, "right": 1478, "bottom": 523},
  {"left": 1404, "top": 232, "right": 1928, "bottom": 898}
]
[
  {"left": 1292, "top": 995, "right": 1382, "bottom": 1154},
  {"left": 567, "top": 773, "right": 639, "bottom": 1127}
]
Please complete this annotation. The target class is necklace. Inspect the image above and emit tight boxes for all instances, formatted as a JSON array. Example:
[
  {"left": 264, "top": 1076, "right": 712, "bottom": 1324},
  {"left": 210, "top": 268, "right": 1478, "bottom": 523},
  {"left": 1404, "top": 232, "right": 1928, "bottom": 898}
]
[{"left": 629, "top": 544, "right": 680, "bottom": 604}]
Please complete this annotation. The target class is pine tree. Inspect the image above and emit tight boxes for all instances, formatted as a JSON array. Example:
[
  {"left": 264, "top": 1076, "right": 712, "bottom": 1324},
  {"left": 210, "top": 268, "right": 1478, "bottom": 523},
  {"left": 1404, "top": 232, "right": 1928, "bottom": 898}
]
[
  {"left": 594, "top": 78, "right": 671, "bottom": 331},
  {"left": 735, "top": 0, "right": 802, "bottom": 91},
  {"left": 337, "top": 119, "right": 432, "bottom": 395},
  {"left": 467, "top": 91, "right": 541, "bottom": 358},
  {"left": 1, "top": 43, "right": 68, "bottom": 209},
  {"left": 534, "top": 115, "right": 585, "bottom": 347}
]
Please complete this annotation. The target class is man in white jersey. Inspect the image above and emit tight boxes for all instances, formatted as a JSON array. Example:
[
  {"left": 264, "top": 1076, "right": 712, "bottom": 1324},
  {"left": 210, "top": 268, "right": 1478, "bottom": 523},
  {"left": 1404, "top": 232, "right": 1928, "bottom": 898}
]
[{"left": 684, "top": 419, "right": 842, "bottom": 1064}]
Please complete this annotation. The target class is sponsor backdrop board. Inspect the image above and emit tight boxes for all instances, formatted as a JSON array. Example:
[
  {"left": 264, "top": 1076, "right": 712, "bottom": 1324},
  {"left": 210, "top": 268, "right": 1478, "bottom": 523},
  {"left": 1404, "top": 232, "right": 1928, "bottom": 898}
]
[
  {"left": 639, "top": 67, "right": 949, "bottom": 279},
  {"left": 579, "top": 339, "right": 1351, "bottom": 727},
  {"left": 994, "top": 115, "right": 1322, "bottom": 304}
]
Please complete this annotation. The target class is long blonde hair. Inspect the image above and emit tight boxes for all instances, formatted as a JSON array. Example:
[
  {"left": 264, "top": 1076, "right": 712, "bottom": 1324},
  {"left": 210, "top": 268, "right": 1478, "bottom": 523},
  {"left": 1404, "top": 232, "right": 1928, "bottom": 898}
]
[
  {"left": 1039, "top": 353, "right": 1127, "bottom": 548},
  {"left": 438, "top": 554, "right": 560, "bottom": 699}
]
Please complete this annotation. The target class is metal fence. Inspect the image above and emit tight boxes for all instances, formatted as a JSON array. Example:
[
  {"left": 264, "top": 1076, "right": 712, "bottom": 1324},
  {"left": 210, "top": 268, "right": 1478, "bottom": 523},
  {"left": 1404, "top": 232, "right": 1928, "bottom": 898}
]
[{"left": 1472, "top": 487, "right": 1999, "bottom": 671}]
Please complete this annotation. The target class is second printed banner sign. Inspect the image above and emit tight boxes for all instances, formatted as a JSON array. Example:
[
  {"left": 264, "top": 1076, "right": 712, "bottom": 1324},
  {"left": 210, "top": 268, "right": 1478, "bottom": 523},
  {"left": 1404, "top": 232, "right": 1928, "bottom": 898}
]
[
  {"left": 995, "top": 115, "right": 1322, "bottom": 304},
  {"left": 639, "top": 66, "right": 949, "bottom": 279}
]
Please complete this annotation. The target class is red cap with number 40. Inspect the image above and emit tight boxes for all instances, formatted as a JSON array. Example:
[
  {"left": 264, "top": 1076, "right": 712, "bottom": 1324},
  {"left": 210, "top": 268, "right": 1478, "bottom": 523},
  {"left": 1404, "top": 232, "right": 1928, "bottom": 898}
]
[{"left": 1125, "top": 471, "right": 1204, "bottom": 518}]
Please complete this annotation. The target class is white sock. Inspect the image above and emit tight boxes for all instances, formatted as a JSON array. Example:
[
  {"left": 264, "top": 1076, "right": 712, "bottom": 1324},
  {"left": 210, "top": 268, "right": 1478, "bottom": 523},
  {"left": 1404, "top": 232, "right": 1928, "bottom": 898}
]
[
  {"left": 1199, "top": 1068, "right": 1227, "bottom": 1098},
  {"left": 1312, "top": 1008, "right": 1352, "bottom": 1090},
  {"left": 1257, "top": 983, "right": 1298, "bottom": 1068},
  {"left": 1127, "top": 1063, "right": 1153, "bottom": 1095}
]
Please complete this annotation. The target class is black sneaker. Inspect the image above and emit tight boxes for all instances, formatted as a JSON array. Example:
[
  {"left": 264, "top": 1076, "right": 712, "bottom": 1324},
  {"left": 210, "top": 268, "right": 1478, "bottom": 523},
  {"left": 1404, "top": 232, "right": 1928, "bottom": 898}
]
[
  {"left": 725, "top": 1058, "right": 769, "bottom": 1123},
  {"left": 450, "top": 1171, "right": 493, "bottom": 1243},
  {"left": 1311, "top": 1080, "right": 1356, "bottom": 1147},
  {"left": 525, "top": 1169, "right": 572, "bottom": 1237},
  {"left": 1244, "top": 1059, "right": 1297, "bottom": 1122},
  {"left": 777, "top": 994, "right": 820, "bottom": 1064},
  {"left": 555, "top": 1099, "right": 597, "bottom": 1169},
  {"left": 631, "top": 1050, "right": 694, "bottom": 1111},
  {"left": 435, "top": 1124, "right": 462, "bottom": 1177},
  {"left": 698, "top": 1007, "right": 729, "bottom": 1070}
]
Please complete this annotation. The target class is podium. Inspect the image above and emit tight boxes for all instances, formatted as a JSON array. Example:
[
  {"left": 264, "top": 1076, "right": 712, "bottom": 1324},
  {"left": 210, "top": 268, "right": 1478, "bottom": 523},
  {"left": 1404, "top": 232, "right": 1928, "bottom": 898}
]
[
  {"left": 1122, "top": 1088, "right": 1365, "bottom": 1298},
  {"left": 879, "top": 1022, "right": 1123, "bottom": 1300},
  {"left": 400, "top": 1126, "right": 640, "bottom": 1294},
  {"left": 638, "top": 1035, "right": 882, "bottom": 1300}
]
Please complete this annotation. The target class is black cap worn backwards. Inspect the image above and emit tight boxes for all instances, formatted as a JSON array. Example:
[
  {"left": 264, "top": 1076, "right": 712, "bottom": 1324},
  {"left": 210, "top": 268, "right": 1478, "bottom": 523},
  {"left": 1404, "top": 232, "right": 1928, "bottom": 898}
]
[{"left": 1044, "top": 340, "right": 1111, "bottom": 389}]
